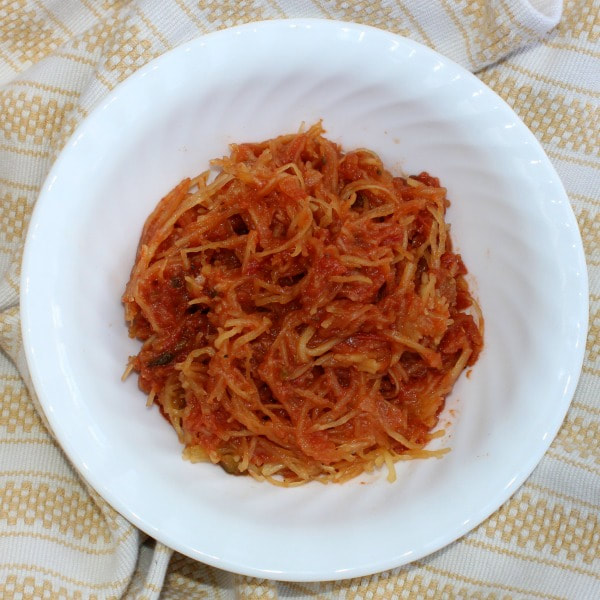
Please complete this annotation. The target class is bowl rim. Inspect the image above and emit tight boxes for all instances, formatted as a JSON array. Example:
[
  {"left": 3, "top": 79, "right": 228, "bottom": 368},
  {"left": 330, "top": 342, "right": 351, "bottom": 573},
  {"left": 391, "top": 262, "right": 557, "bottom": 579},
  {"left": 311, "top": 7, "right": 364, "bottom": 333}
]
[{"left": 20, "top": 18, "right": 589, "bottom": 581}]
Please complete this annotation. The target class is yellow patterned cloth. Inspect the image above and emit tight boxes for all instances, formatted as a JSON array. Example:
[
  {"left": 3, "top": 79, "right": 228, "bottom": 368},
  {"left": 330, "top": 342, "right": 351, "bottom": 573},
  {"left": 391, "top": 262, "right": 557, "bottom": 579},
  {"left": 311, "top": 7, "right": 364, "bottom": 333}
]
[{"left": 0, "top": 0, "right": 598, "bottom": 598}]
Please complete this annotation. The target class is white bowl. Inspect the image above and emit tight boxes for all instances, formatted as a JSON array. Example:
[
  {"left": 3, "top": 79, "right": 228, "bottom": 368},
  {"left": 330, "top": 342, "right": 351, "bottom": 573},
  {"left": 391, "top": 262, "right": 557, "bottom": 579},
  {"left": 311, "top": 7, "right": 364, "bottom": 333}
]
[{"left": 21, "top": 19, "right": 588, "bottom": 581}]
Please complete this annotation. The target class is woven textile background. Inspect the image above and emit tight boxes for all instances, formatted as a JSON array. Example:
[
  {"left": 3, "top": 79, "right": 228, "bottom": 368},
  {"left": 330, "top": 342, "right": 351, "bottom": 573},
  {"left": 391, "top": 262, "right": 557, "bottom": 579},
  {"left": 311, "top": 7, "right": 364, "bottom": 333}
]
[{"left": 0, "top": 1, "right": 598, "bottom": 598}]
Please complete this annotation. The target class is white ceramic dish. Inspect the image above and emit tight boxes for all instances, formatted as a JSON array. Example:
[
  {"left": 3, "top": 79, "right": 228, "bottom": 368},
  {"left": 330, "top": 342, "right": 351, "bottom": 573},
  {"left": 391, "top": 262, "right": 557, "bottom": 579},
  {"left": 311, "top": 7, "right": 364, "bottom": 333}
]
[{"left": 21, "top": 19, "right": 587, "bottom": 581}]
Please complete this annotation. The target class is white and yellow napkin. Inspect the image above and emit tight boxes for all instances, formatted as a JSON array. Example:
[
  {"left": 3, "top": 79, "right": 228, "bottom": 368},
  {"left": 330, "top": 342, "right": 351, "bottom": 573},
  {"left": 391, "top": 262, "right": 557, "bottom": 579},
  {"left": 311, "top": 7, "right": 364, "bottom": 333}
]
[{"left": 1, "top": 1, "right": 598, "bottom": 598}]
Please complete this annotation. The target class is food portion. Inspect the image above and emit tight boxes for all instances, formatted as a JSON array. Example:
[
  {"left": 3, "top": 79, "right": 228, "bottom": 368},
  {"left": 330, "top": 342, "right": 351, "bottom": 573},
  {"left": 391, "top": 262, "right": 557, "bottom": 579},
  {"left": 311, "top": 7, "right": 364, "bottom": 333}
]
[{"left": 122, "top": 123, "right": 483, "bottom": 485}]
